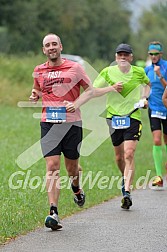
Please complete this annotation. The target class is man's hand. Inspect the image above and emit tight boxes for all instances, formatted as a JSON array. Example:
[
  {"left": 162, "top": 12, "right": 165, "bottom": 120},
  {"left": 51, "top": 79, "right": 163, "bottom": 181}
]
[
  {"left": 154, "top": 65, "right": 161, "bottom": 76},
  {"left": 113, "top": 81, "right": 123, "bottom": 93},
  {"left": 63, "top": 100, "right": 75, "bottom": 113},
  {"left": 143, "top": 99, "right": 148, "bottom": 109},
  {"left": 29, "top": 89, "right": 40, "bottom": 103},
  {"left": 134, "top": 98, "right": 148, "bottom": 109}
]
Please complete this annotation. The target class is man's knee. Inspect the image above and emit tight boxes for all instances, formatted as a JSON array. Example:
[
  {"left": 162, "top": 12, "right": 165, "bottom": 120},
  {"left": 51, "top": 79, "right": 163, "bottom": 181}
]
[
  {"left": 46, "top": 157, "right": 60, "bottom": 172},
  {"left": 124, "top": 148, "right": 135, "bottom": 160}
]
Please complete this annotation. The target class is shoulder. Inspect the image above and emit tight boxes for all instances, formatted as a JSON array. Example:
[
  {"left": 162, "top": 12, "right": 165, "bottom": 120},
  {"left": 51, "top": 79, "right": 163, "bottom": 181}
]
[
  {"left": 132, "top": 65, "right": 144, "bottom": 71},
  {"left": 100, "top": 66, "right": 112, "bottom": 75},
  {"left": 132, "top": 65, "right": 149, "bottom": 74},
  {"left": 62, "top": 59, "right": 87, "bottom": 73},
  {"left": 160, "top": 59, "right": 167, "bottom": 67},
  {"left": 144, "top": 65, "right": 150, "bottom": 72},
  {"left": 62, "top": 58, "right": 82, "bottom": 69},
  {"left": 34, "top": 62, "right": 48, "bottom": 72}
]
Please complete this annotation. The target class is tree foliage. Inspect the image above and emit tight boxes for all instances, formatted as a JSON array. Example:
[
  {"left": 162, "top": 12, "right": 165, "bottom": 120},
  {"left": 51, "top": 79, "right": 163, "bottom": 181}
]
[
  {"left": 0, "top": 0, "right": 131, "bottom": 60},
  {"left": 131, "top": 2, "right": 167, "bottom": 60},
  {"left": 1, "top": 0, "right": 167, "bottom": 62}
]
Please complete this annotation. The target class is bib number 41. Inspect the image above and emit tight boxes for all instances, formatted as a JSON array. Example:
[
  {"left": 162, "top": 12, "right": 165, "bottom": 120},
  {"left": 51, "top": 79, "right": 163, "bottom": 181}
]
[{"left": 46, "top": 107, "right": 66, "bottom": 123}]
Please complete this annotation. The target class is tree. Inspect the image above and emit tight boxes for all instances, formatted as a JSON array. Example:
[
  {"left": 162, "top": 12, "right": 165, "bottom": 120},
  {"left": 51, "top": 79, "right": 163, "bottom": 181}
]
[
  {"left": 0, "top": 0, "right": 133, "bottom": 61},
  {"left": 131, "top": 2, "right": 167, "bottom": 61}
]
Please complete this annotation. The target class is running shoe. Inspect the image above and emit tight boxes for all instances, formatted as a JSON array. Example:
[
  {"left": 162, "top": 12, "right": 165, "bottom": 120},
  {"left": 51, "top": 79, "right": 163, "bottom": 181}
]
[
  {"left": 121, "top": 192, "right": 132, "bottom": 210},
  {"left": 152, "top": 176, "right": 163, "bottom": 187},
  {"left": 74, "top": 190, "right": 85, "bottom": 207},
  {"left": 45, "top": 212, "right": 62, "bottom": 230}
]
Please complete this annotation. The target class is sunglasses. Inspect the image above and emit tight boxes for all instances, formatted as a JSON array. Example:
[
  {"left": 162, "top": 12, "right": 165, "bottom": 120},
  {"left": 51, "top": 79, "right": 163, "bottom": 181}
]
[{"left": 149, "top": 52, "right": 160, "bottom": 56}]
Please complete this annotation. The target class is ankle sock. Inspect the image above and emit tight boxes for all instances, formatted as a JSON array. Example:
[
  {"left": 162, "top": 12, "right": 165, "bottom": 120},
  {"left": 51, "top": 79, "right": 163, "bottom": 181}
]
[
  {"left": 71, "top": 184, "right": 82, "bottom": 200},
  {"left": 71, "top": 183, "right": 80, "bottom": 193},
  {"left": 50, "top": 204, "right": 58, "bottom": 215}
]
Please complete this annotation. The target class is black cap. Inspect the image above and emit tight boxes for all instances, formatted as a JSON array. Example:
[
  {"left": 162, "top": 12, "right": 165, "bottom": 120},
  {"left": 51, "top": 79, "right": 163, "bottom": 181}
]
[{"left": 115, "top": 43, "right": 133, "bottom": 54}]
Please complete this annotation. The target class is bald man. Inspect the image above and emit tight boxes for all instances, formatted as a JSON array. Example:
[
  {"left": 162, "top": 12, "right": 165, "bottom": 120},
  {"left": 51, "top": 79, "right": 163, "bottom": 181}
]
[{"left": 29, "top": 33, "right": 93, "bottom": 230}]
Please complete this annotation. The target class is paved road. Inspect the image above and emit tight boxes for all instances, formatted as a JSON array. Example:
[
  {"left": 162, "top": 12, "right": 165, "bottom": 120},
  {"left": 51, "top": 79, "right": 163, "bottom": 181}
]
[{"left": 1, "top": 185, "right": 167, "bottom": 252}]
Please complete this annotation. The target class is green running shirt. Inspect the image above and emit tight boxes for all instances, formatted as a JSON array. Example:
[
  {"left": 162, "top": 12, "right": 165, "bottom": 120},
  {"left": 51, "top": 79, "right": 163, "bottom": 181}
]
[{"left": 93, "top": 65, "right": 150, "bottom": 121}]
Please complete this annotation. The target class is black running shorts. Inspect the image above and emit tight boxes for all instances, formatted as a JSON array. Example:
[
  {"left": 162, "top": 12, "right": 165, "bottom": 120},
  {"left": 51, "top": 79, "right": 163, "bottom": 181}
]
[
  {"left": 148, "top": 108, "right": 167, "bottom": 134},
  {"left": 40, "top": 121, "right": 82, "bottom": 159},
  {"left": 106, "top": 118, "right": 142, "bottom": 146}
]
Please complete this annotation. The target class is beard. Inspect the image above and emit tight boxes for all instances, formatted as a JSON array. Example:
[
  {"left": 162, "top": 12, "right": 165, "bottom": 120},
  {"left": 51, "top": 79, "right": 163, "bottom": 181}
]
[{"left": 48, "top": 51, "right": 61, "bottom": 61}]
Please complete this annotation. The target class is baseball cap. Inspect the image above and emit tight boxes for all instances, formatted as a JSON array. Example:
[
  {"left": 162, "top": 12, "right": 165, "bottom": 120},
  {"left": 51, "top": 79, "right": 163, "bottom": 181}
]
[{"left": 115, "top": 43, "right": 133, "bottom": 54}]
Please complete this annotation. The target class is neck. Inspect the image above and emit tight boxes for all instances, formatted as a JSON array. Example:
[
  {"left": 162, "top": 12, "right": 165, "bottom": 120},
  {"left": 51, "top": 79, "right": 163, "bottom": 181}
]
[
  {"left": 48, "top": 57, "right": 64, "bottom": 67},
  {"left": 119, "top": 64, "right": 131, "bottom": 73}
]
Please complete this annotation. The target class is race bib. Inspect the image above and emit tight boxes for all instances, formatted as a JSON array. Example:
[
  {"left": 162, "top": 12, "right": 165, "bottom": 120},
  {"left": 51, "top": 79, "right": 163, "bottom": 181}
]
[
  {"left": 46, "top": 107, "right": 66, "bottom": 123},
  {"left": 112, "top": 116, "right": 130, "bottom": 129},
  {"left": 151, "top": 110, "right": 166, "bottom": 119}
]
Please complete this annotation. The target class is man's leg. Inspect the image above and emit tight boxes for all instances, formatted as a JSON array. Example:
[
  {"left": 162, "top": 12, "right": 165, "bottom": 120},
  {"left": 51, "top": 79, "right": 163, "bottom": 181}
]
[
  {"left": 114, "top": 143, "right": 125, "bottom": 174},
  {"left": 65, "top": 157, "right": 85, "bottom": 207},
  {"left": 152, "top": 130, "right": 162, "bottom": 176},
  {"left": 45, "top": 155, "right": 61, "bottom": 207},
  {"left": 148, "top": 114, "right": 164, "bottom": 186},
  {"left": 163, "top": 133, "right": 167, "bottom": 175},
  {"left": 120, "top": 140, "right": 138, "bottom": 209},
  {"left": 113, "top": 143, "right": 125, "bottom": 195},
  {"left": 44, "top": 155, "right": 62, "bottom": 230},
  {"left": 152, "top": 130, "right": 164, "bottom": 186},
  {"left": 123, "top": 140, "right": 138, "bottom": 192}
]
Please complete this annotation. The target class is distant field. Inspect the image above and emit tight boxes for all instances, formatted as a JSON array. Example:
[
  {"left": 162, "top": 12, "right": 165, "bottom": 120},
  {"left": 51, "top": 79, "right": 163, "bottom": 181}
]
[{"left": 0, "top": 54, "right": 166, "bottom": 245}]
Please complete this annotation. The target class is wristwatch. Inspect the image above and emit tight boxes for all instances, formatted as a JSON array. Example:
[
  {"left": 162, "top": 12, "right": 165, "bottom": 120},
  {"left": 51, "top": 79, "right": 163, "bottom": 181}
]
[{"left": 158, "top": 75, "right": 164, "bottom": 80}]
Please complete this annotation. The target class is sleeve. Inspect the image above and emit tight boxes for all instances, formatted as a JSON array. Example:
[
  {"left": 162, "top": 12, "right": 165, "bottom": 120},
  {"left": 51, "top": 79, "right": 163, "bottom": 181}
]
[
  {"left": 33, "top": 66, "right": 41, "bottom": 89},
  {"left": 93, "top": 67, "right": 111, "bottom": 88},
  {"left": 76, "top": 64, "right": 91, "bottom": 90},
  {"left": 141, "top": 67, "right": 150, "bottom": 84},
  {"left": 144, "top": 66, "right": 148, "bottom": 74}
]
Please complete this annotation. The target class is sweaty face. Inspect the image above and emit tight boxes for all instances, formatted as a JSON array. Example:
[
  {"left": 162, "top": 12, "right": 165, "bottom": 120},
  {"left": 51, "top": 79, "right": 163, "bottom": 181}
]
[{"left": 43, "top": 35, "right": 62, "bottom": 60}]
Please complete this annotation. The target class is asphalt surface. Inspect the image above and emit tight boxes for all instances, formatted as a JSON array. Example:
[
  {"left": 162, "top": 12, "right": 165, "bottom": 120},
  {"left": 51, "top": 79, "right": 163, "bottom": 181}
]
[{"left": 1, "top": 182, "right": 167, "bottom": 252}]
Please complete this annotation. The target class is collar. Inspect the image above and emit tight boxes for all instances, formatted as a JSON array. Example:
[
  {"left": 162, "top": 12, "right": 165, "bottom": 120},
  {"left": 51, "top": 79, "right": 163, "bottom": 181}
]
[{"left": 151, "top": 58, "right": 163, "bottom": 67}]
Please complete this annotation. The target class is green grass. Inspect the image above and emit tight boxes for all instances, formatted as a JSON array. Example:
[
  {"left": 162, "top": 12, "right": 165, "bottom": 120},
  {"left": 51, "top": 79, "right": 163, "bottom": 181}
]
[
  {"left": 0, "top": 53, "right": 45, "bottom": 105},
  {"left": 0, "top": 105, "right": 166, "bottom": 245},
  {"left": 0, "top": 54, "right": 166, "bottom": 245}
]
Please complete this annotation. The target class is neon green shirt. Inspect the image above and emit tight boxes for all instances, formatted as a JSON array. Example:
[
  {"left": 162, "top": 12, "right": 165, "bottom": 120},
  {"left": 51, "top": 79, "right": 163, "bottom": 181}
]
[{"left": 93, "top": 65, "right": 150, "bottom": 121}]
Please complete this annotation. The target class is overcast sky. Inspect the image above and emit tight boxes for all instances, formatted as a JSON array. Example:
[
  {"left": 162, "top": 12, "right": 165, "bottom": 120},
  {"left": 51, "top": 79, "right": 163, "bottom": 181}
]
[{"left": 130, "top": 0, "right": 158, "bottom": 30}]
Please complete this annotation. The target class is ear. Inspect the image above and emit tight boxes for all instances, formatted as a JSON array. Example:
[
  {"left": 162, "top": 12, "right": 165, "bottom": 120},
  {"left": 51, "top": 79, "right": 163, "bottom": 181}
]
[
  {"left": 130, "top": 54, "right": 133, "bottom": 62},
  {"left": 60, "top": 44, "right": 63, "bottom": 51},
  {"left": 42, "top": 47, "right": 46, "bottom": 55}
]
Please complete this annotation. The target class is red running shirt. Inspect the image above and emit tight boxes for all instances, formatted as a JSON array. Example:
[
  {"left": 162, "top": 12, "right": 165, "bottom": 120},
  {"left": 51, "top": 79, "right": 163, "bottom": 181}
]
[{"left": 33, "top": 59, "right": 90, "bottom": 122}]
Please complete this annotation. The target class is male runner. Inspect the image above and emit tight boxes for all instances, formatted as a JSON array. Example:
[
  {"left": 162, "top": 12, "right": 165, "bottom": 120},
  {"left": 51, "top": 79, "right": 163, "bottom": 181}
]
[
  {"left": 94, "top": 43, "right": 150, "bottom": 209},
  {"left": 29, "top": 33, "right": 93, "bottom": 230},
  {"left": 145, "top": 41, "right": 167, "bottom": 187}
]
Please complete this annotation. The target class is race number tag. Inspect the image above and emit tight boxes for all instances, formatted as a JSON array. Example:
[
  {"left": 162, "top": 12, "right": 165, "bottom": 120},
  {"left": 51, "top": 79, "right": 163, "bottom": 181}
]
[
  {"left": 112, "top": 116, "right": 130, "bottom": 129},
  {"left": 46, "top": 107, "right": 66, "bottom": 123},
  {"left": 151, "top": 110, "right": 166, "bottom": 119}
]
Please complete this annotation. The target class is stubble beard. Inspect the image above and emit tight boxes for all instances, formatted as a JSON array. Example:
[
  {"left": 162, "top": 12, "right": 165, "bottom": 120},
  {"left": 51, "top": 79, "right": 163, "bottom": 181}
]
[{"left": 48, "top": 51, "right": 61, "bottom": 62}]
